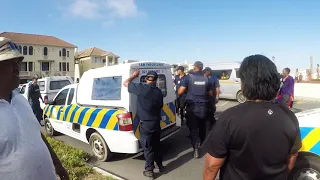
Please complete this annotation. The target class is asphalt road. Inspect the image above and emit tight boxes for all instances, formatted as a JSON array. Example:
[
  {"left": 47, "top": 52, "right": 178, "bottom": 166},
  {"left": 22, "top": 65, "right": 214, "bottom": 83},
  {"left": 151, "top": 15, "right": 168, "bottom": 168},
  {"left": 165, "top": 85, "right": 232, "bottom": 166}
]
[{"left": 45, "top": 99, "right": 320, "bottom": 180}]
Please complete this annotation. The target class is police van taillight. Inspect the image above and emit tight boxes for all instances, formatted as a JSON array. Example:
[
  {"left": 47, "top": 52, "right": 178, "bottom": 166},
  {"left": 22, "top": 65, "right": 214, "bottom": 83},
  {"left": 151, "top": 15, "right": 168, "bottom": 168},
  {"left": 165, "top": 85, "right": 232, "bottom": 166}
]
[
  {"left": 44, "top": 95, "right": 48, "bottom": 104},
  {"left": 116, "top": 113, "right": 133, "bottom": 131}
]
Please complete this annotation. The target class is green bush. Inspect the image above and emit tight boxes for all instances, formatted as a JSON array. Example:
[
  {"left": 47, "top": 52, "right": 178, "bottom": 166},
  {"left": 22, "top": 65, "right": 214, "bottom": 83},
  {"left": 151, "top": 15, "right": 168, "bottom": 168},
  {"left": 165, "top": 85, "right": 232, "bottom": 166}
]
[{"left": 45, "top": 135, "right": 115, "bottom": 180}]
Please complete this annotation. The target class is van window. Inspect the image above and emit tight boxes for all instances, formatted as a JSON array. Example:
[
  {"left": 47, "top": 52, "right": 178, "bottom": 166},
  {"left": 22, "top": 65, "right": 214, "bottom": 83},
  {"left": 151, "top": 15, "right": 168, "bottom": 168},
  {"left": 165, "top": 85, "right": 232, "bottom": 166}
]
[
  {"left": 39, "top": 81, "right": 45, "bottom": 91},
  {"left": 50, "top": 80, "right": 71, "bottom": 90},
  {"left": 92, "top": 76, "right": 122, "bottom": 100},
  {"left": 235, "top": 68, "right": 240, "bottom": 78},
  {"left": 67, "top": 88, "right": 75, "bottom": 105},
  {"left": 211, "top": 69, "right": 232, "bottom": 80},
  {"left": 140, "top": 74, "right": 167, "bottom": 97},
  {"left": 55, "top": 89, "right": 69, "bottom": 105}
]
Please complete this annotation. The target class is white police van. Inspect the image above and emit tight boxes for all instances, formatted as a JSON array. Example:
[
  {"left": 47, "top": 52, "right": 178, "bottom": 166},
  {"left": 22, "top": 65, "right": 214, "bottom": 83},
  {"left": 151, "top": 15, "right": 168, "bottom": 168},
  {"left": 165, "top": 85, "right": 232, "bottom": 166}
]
[
  {"left": 43, "top": 61, "right": 180, "bottom": 161},
  {"left": 288, "top": 108, "right": 320, "bottom": 180}
]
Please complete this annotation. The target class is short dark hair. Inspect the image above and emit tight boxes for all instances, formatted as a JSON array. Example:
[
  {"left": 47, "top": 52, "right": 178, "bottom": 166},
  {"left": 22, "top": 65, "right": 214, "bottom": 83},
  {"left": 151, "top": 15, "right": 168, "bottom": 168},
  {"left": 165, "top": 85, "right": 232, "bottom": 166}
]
[
  {"left": 32, "top": 77, "right": 38, "bottom": 80},
  {"left": 239, "top": 55, "right": 280, "bottom": 101},
  {"left": 283, "top": 67, "right": 290, "bottom": 74}
]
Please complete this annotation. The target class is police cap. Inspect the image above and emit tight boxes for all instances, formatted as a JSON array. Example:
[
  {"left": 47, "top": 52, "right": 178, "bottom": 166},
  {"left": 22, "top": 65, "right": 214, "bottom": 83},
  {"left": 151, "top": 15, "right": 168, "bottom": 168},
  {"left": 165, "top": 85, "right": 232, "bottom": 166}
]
[
  {"left": 146, "top": 71, "right": 158, "bottom": 81},
  {"left": 193, "top": 61, "right": 203, "bottom": 70}
]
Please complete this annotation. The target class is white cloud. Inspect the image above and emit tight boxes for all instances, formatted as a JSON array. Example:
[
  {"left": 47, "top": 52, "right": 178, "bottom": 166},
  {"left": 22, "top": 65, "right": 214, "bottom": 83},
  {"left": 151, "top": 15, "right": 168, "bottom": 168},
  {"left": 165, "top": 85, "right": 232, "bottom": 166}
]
[{"left": 66, "top": 0, "right": 142, "bottom": 20}]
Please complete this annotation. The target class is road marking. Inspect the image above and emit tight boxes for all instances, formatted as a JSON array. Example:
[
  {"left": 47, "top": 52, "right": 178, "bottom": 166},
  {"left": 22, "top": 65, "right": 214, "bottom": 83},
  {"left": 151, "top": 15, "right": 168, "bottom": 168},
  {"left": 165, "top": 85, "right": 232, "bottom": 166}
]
[
  {"left": 295, "top": 101, "right": 306, "bottom": 104},
  {"left": 216, "top": 101, "right": 229, "bottom": 107}
]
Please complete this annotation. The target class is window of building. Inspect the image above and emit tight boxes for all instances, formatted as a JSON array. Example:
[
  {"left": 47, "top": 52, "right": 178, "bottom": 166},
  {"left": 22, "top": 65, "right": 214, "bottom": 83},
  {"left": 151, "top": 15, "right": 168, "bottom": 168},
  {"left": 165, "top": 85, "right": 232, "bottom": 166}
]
[
  {"left": 102, "top": 59, "right": 106, "bottom": 63},
  {"left": 28, "top": 46, "right": 33, "bottom": 55},
  {"left": 41, "top": 62, "right": 50, "bottom": 71},
  {"left": 140, "top": 74, "right": 167, "bottom": 97},
  {"left": 18, "top": 45, "right": 22, "bottom": 54},
  {"left": 62, "top": 48, "right": 66, "bottom": 57},
  {"left": 23, "top": 46, "right": 28, "bottom": 55},
  {"left": 43, "top": 47, "right": 48, "bottom": 56},
  {"left": 59, "top": 50, "right": 61, "bottom": 57},
  {"left": 28, "top": 62, "right": 33, "bottom": 71},
  {"left": 67, "top": 88, "right": 75, "bottom": 105},
  {"left": 92, "top": 76, "right": 122, "bottom": 100},
  {"left": 50, "top": 80, "right": 71, "bottom": 90},
  {"left": 67, "top": 51, "right": 69, "bottom": 57},
  {"left": 54, "top": 89, "right": 69, "bottom": 105},
  {"left": 20, "top": 62, "right": 27, "bottom": 71},
  {"left": 211, "top": 69, "right": 232, "bottom": 80},
  {"left": 114, "top": 57, "right": 118, "bottom": 65},
  {"left": 59, "top": 62, "right": 69, "bottom": 71}
]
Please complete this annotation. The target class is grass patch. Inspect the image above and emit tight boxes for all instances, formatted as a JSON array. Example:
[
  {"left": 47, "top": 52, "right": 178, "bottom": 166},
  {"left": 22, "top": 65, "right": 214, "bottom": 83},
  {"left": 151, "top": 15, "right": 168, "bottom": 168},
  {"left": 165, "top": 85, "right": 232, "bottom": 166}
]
[{"left": 44, "top": 135, "right": 117, "bottom": 180}]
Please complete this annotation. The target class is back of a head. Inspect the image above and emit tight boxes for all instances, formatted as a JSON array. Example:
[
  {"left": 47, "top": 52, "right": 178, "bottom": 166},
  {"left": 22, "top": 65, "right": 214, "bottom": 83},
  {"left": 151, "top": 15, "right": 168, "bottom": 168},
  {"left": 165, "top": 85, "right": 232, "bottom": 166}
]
[
  {"left": 239, "top": 55, "right": 280, "bottom": 101},
  {"left": 193, "top": 61, "right": 203, "bottom": 71}
]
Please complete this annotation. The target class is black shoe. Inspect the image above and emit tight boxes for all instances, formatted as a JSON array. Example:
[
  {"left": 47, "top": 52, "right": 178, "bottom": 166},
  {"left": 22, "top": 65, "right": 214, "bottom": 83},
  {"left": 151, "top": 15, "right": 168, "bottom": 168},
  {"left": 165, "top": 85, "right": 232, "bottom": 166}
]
[
  {"left": 154, "top": 164, "right": 165, "bottom": 173},
  {"left": 143, "top": 171, "right": 154, "bottom": 179}
]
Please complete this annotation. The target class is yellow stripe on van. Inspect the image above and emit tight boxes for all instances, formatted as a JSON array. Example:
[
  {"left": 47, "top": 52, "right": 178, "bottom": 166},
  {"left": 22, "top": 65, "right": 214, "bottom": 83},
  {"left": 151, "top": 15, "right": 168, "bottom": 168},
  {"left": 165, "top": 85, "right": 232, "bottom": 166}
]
[
  {"left": 163, "top": 103, "right": 176, "bottom": 123},
  {"left": 106, "top": 112, "right": 119, "bottom": 130},
  {"left": 82, "top": 108, "right": 96, "bottom": 125},
  {"left": 300, "top": 128, "right": 320, "bottom": 151},
  {"left": 91, "top": 109, "right": 108, "bottom": 128},
  {"left": 73, "top": 107, "right": 86, "bottom": 124},
  {"left": 65, "top": 105, "right": 77, "bottom": 122}
]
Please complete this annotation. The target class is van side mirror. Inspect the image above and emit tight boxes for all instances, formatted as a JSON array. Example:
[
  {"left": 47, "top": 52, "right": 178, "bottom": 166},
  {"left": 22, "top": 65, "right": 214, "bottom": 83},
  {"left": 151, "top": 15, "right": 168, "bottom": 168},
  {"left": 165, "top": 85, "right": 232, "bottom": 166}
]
[{"left": 47, "top": 100, "right": 55, "bottom": 105}]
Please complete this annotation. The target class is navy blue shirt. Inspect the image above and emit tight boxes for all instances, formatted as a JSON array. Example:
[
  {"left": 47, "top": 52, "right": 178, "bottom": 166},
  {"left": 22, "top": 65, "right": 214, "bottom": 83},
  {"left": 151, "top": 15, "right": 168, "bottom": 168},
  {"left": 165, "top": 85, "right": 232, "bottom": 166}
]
[
  {"left": 128, "top": 83, "right": 164, "bottom": 121},
  {"left": 174, "top": 74, "right": 189, "bottom": 94}
]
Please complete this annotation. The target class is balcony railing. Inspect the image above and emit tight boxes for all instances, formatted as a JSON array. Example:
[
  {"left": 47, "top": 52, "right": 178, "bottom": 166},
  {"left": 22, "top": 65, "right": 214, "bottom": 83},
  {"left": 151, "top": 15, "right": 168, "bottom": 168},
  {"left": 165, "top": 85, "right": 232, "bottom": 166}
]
[{"left": 19, "top": 71, "right": 75, "bottom": 79}]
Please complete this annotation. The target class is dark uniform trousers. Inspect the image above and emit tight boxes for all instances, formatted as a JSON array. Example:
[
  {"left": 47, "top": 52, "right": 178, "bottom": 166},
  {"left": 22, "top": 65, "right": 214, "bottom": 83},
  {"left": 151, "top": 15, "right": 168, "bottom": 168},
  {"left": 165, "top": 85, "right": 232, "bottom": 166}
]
[
  {"left": 206, "top": 95, "right": 217, "bottom": 131},
  {"left": 176, "top": 94, "right": 186, "bottom": 119},
  {"left": 30, "top": 99, "right": 42, "bottom": 123},
  {"left": 139, "top": 121, "right": 163, "bottom": 171},
  {"left": 186, "top": 102, "right": 207, "bottom": 147}
]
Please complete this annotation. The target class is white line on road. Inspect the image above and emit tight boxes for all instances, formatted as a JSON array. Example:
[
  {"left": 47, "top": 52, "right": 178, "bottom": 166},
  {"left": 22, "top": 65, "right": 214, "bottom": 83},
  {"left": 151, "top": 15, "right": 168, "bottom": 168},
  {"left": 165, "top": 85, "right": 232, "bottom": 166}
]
[{"left": 216, "top": 101, "right": 229, "bottom": 107}]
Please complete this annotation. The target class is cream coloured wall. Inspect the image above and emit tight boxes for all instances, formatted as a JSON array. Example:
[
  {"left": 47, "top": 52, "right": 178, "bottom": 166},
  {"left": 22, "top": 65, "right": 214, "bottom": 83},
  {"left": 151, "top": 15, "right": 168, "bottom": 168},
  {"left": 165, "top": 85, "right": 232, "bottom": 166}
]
[{"left": 17, "top": 43, "right": 75, "bottom": 80}]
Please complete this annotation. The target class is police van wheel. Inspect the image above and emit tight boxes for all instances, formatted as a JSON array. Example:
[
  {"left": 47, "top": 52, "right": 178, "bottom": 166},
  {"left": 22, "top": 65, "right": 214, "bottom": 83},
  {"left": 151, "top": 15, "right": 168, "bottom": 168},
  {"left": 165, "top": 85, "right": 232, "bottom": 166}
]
[
  {"left": 89, "top": 132, "right": 113, "bottom": 162},
  {"left": 44, "top": 118, "right": 57, "bottom": 137},
  {"left": 236, "top": 91, "right": 247, "bottom": 103},
  {"left": 288, "top": 155, "right": 320, "bottom": 180}
]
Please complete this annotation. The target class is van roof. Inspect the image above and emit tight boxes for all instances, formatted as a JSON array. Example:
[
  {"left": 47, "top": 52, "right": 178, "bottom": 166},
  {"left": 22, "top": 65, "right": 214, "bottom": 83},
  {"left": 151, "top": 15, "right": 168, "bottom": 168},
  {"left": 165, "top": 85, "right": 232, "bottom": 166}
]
[
  {"left": 37, "top": 76, "right": 72, "bottom": 81},
  {"left": 63, "top": 83, "right": 77, "bottom": 89}
]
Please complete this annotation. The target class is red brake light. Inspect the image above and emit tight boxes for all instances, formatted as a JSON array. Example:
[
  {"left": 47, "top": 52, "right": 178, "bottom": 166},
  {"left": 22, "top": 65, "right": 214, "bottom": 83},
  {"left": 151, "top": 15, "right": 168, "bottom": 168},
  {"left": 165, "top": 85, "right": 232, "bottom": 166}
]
[
  {"left": 116, "top": 112, "right": 133, "bottom": 131},
  {"left": 44, "top": 95, "right": 48, "bottom": 104}
]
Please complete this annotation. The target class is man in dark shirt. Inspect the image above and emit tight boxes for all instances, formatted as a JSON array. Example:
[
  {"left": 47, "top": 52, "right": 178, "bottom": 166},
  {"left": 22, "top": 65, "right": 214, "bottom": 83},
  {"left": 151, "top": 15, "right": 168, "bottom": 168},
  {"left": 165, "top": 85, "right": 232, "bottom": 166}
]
[
  {"left": 178, "top": 61, "right": 214, "bottom": 158},
  {"left": 203, "top": 55, "right": 302, "bottom": 180},
  {"left": 123, "top": 69, "right": 164, "bottom": 179},
  {"left": 174, "top": 66, "right": 188, "bottom": 121},
  {"left": 28, "top": 77, "right": 44, "bottom": 124},
  {"left": 203, "top": 67, "right": 220, "bottom": 130}
]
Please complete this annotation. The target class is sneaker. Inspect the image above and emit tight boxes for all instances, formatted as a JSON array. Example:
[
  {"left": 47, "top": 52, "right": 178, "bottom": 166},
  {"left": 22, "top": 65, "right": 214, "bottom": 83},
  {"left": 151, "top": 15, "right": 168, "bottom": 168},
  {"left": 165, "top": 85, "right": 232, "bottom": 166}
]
[
  {"left": 143, "top": 171, "right": 154, "bottom": 180},
  {"left": 193, "top": 143, "right": 200, "bottom": 158},
  {"left": 154, "top": 165, "right": 165, "bottom": 173}
]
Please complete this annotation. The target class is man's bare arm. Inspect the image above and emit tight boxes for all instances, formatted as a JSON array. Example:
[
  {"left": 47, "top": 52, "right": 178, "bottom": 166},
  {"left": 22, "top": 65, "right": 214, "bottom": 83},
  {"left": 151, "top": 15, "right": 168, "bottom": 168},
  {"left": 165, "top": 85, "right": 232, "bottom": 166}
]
[
  {"left": 123, "top": 75, "right": 137, "bottom": 87},
  {"left": 203, "top": 153, "right": 225, "bottom": 180},
  {"left": 178, "top": 86, "right": 186, "bottom": 96},
  {"left": 288, "top": 152, "right": 298, "bottom": 172}
]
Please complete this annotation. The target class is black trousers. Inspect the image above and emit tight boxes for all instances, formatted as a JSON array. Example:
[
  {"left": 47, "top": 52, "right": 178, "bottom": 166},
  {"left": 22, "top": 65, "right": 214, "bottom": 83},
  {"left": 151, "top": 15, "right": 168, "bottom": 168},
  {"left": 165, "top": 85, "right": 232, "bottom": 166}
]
[
  {"left": 31, "top": 100, "right": 42, "bottom": 123},
  {"left": 207, "top": 97, "right": 217, "bottom": 131},
  {"left": 186, "top": 102, "right": 207, "bottom": 147},
  {"left": 176, "top": 95, "right": 186, "bottom": 119},
  {"left": 139, "top": 122, "right": 163, "bottom": 171}
]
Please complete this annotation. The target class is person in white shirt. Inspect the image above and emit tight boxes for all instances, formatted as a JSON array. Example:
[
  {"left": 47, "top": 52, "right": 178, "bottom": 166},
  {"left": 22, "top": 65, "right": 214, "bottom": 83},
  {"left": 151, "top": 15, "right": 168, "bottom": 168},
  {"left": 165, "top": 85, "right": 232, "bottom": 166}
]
[{"left": 0, "top": 37, "right": 69, "bottom": 180}]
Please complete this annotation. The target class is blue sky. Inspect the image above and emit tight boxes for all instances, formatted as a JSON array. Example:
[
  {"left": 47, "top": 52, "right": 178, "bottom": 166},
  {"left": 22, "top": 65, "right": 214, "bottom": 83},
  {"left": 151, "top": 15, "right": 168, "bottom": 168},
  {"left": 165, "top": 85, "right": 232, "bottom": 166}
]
[{"left": 1, "top": 0, "right": 320, "bottom": 72}]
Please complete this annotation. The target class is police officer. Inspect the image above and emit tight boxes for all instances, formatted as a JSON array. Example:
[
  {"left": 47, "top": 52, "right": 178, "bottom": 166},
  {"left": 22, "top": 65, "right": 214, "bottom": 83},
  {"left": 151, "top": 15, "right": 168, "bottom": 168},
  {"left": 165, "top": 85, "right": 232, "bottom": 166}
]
[
  {"left": 178, "top": 61, "right": 214, "bottom": 158},
  {"left": 203, "top": 67, "right": 220, "bottom": 130},
  {"left": 28, "top": 77, "right": 44, "bottom": 124},
  {"left": 123, "top": 69, "right": 164, "bottom": 179},
  {"left": 173, "top": 66, "right": 188, "bottom": 121}
]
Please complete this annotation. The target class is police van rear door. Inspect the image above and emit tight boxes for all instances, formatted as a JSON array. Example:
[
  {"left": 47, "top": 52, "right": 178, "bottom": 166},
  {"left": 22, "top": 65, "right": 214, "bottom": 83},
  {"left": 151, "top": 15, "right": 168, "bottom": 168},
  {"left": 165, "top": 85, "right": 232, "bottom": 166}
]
[{"left": 130, "top": 62, "right": 180, "bottom": 139}]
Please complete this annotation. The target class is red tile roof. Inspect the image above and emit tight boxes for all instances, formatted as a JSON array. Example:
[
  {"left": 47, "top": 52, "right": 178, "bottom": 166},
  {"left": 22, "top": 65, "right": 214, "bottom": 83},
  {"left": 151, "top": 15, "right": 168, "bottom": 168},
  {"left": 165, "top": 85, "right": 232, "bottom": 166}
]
[{"left": 0, "top": 32, "right": 77, "bottom": 48}]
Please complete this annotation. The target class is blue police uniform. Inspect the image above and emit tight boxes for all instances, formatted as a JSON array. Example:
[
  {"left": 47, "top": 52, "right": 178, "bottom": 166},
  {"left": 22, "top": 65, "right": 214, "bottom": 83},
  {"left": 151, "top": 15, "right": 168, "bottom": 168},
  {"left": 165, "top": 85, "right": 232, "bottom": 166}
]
[
  {"left": 28, "top": 83, "right": 42, "bottom": 123},
  {"left": 127, "top": 71, "right": 164, "bottom": 177},
  {"left": 207, "top": 75, "right": 219, "bottom": 130},
  {"left": 181, "top": 69, "right": 214, "bottom": 154},
  {"left": 174, "top": 74, "right": 188, "bottom": 120}
]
